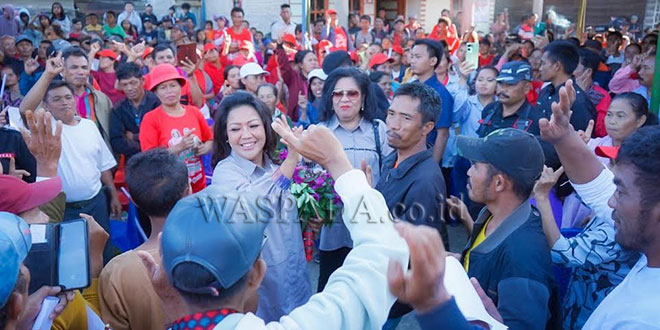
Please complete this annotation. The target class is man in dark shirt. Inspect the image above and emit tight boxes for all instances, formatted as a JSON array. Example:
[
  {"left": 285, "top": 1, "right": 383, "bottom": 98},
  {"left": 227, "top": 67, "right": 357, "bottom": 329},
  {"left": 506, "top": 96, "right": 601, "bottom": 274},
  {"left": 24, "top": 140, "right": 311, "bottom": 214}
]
[
  {"left": 478, "top": 61, "right": 542, "bottom": 137},
  {"left": 110, "top": 62, "right": 160, "bottom": 160},
  {"left": 139, "top": 17, "right": 159, "bottom": 46},
  {"left": 537, "top": 41, "right": 595, "bottom": 132},
  {"left": 0, "top": 127, "right": 36, "bottom": 183},
  {"left": 140, "top": 4, "right": 158, "bottom": 29},
  {"left": 376, "top": 82, "right": 448, "bottom": 326}
]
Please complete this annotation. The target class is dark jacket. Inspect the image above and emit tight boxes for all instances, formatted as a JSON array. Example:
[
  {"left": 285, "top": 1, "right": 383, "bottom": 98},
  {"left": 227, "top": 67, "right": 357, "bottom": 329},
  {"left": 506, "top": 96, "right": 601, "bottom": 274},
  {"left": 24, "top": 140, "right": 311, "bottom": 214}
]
[
  {"left": 109, "top": 91, "right": 160, "bottom": 159},
  {"left": 462, "top": 201, "right": 560, "bottom": 330},
  {"left": 0, "top": 128, "right": 36, "bottom": 183},
  {"left": 536, "top": 78, "right": 596, "bottom": 132},
  {"left": 376, "top": 149, "right": 448, "bottom": 319},
  {"left": 416, "top": 298, "right": 479, "bottom": 330}
]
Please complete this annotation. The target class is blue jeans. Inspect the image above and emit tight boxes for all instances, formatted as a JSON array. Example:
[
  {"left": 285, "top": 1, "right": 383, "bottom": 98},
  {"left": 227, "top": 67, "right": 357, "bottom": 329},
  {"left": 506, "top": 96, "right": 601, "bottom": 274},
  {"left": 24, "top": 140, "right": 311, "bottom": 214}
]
[{"left": 64, "top": 189, "right": 115, "bottom": 263}]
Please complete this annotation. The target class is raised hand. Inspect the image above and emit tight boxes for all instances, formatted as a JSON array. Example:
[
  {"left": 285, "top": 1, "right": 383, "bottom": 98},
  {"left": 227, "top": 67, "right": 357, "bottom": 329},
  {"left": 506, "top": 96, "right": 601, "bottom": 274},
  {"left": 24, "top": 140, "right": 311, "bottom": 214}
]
[
  {"left": 20, "top": 110, "right": 62, "bottom": 177},
  {"left": 539, "top": 79, "right": 577, "bottom": 144},
  {"left": 576, "top": 119, "right": 594, "bottom": 144},
  {"left": 6, "top": 157, "right": 31, "bottom": 180},
  {"left": 24, "top": 55, "right": 40, "bottom": 76},
  {"left": 297, "top": 91, "right": 307, "bottom": 111},
  {"left": 89, "top": 42, "right": 101, "bottom": 54},
  {"left": 458, "top": 60, "right": 477, "bottom": 79},
  {"left": 179, "top": 57, "right": 199, "bottom": 76},
  {"left": 532, "top": 166, "right": 565, "bottom": 200},
  {"left": 388, "top": 222, "right": 450, "bottom": 313},
  {"left": 44, "top": 52, "right": 64, "bottom": 78},
  {"left": 79, "top": 213, "right": 109, "bottom": 278},
  {"left": 271, "top": 121, "right": 351, "bottom": 179},
  {"left": 446, "top": 195, "right": 470, "bottom": 223}
]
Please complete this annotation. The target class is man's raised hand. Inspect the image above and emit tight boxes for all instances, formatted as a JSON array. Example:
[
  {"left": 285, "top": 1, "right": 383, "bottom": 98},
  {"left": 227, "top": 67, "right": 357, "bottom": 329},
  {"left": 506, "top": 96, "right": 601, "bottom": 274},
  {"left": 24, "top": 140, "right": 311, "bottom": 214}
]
[{"left": 539, "top": 79, "right": 577, "bottom": 144}]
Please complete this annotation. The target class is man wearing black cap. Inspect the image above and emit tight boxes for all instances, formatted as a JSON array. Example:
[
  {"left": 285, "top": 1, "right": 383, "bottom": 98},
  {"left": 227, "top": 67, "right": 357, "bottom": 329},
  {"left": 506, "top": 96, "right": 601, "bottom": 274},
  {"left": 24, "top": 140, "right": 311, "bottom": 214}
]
[
  {"left": 454, "top": 128, "right": 559, "bottom": 329},
  {"left": 477, "top": 61, "right": 542, "bottom": 138}
]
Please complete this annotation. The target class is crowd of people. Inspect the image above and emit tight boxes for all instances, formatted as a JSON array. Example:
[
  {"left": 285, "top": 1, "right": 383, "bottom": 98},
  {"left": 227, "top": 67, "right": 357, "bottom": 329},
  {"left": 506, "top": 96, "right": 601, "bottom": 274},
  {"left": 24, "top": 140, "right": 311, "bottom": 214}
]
[{"left": 0, "top": 1, "right": 659, "bottom": 330}]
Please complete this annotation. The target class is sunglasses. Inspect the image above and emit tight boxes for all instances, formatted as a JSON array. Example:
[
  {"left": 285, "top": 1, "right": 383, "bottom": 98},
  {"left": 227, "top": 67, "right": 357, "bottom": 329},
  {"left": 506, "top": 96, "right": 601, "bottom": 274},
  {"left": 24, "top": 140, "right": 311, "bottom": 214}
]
[{"left": 332, "top": 90, "right": 360, "bottom": 100}]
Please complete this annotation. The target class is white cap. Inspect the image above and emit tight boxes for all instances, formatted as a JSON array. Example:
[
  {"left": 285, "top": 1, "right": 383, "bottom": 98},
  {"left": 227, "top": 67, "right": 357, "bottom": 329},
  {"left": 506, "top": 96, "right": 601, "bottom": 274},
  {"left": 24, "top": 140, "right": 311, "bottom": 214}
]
[
  {"left": 307, "top": 68, "right": 328, "bottom": 82},
  {"left": 239, "top": 62, "right": 269, "bottom": 79}
]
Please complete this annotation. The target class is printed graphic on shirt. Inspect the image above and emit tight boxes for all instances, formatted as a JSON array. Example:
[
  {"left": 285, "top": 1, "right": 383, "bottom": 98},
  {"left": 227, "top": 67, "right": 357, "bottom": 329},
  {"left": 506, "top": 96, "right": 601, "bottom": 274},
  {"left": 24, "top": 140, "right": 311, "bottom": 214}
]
[{"left": 168, "top": 128, "right": 203, "bottom": 185}]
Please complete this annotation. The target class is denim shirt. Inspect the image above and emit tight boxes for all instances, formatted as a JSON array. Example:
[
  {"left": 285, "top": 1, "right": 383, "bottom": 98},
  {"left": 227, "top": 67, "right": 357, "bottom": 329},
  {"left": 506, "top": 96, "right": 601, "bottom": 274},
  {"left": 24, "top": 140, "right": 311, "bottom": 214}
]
[
  {"left": 211, "top": 152, "right": 311, "bottom": 322},
  {"left": 318, "top": 115, "right": 392, "bottom": 251}
]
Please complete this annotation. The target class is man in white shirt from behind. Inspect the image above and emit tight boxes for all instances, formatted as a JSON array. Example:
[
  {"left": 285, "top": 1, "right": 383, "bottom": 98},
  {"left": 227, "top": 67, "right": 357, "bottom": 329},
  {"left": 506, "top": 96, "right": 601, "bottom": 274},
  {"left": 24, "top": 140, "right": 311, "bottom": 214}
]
[
  {"left": 42, "top": 79, "right": 120, "bottom": 262},
  {"left": 540, "top": 80, "right": 660, "bottom": 329},
  {"left": 271, "top": 4, "right": 296, "bottom": 40}
]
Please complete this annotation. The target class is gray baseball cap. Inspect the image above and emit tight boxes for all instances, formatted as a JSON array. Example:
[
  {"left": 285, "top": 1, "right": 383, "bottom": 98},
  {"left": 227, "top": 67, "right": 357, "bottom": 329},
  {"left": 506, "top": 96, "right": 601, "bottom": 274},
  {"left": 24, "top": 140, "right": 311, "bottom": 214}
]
[
  {"left": 161, "top": 187, "right": 267, "bottom": 294},
  {"left": 457, "top": 128, "right": 544, "bottom": 185}
]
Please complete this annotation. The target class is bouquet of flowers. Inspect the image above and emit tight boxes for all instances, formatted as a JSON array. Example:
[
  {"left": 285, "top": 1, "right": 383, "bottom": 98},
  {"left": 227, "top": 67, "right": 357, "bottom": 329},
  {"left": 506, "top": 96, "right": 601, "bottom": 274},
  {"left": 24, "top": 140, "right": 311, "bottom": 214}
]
[
  {"left": 289, "top": 163, "right": 343, "bottom": 262},
  {"left": 290, "top": 164, "right": 342, "bottom": 228}
]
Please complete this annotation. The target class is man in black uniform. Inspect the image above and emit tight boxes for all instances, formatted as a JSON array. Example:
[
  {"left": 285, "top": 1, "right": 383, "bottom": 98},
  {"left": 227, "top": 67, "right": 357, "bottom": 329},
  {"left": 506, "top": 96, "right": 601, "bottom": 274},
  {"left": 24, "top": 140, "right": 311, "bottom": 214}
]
[{"left": 477, "top": 61, "right": 542, "bottom": 137}]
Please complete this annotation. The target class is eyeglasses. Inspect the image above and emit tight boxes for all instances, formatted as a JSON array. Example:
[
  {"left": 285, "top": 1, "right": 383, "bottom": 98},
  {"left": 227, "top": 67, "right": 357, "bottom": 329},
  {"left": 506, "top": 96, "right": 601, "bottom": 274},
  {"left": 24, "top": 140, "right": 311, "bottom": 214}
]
[{"left": 332, "top": 90, "right": 360, "bottom": 100}]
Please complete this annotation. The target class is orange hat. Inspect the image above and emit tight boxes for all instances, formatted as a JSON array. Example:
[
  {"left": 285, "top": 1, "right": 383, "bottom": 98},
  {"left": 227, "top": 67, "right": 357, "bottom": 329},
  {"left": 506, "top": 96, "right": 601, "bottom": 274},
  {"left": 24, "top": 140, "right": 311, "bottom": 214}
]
[
  {"left": 203, "top": 43, "right": 218, "bottom": 54},
  {"left": 96, "top": 49, "right": 118, "bottom": 61},
  {"left": 348, "top": 51, "right": 360, "bottom": 64},
  {"left": 327, "top": 9, "right": 337, "bottom": 15},
  {"left": 595, "top": 146, "right": 619, "bottom": 159},
  {"left": 392, "top": 45, "right": 404, "bottom": 56},
  {"left": 368, "top": 53, "right": 394, "bottom": 69},
  {"left": 282, "top": 33, "right": 297, "bottom": 47},
  {"left": 146, "top": 64, "right": 187, "bottom": 91},
  {"left": 142, "top": 46, "right": 154, "bottom": 59}
]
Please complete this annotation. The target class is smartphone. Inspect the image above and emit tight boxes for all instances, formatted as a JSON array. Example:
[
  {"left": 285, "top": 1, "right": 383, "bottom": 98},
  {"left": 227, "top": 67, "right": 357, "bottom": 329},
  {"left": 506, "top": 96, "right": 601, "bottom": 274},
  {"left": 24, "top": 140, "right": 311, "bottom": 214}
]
[
  {"left": 465, "top": 42, "right": 479, "bottom": 68},
  {"left": 23, "top": 219, "right": 90, "bottom": 293},
  {"left": 177, "top": 43, "right": 199, "bottom": 64},
  {"left": 58, "top": 219, "right": 90, "bottom": 290}
]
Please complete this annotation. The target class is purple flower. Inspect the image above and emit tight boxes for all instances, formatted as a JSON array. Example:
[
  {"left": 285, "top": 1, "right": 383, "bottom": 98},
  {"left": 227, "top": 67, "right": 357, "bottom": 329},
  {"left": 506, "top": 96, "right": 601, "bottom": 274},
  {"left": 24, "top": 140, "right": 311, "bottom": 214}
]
[
  {"left": 278, "top": 148, "right": 288, "bottom": 161},
  {"left": 292, "top": 169, "right": 305, "bottom": 184},
  {"left": 311, "top": 193, "right": 320, "bottom": 201},
  {"left": 333, "top": 196, "right": 342, "bottom": 206}
]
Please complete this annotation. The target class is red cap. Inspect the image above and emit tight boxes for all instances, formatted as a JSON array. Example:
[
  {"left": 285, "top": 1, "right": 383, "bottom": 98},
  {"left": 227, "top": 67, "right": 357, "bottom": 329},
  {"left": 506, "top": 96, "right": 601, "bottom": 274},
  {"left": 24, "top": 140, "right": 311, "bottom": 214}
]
[
  {"left": 0, "top": 175, "right": 62, "bottom": 214},
  {"left": 369, "top": 53, "right": 394, "bottom": 69},
  {"left": 595, "top": 146, "right": 619, "bottom": 159},
  {"left": 232, "top": 53, "right": 249, "bottom": 66},
  {"left": 142, "top": 46, "right": 154, "bottom": 59},
  {"left": 282, "top": 33, "right": 297, "bottom": 47},
  {"left": 327, "top": 9, "right": 337, "bottom": 15},
  {"left": 203, "top": 43, "right": 218, "bottom": 54},
  {"left": 317, "top": 40, "right": 333, "bottom": 52},
  {"left": 392, "top": 45, "right": 404, "bottom": 56},
  {"left": 348, "top": 51, "right": 360, "bottom": 64},
  {"left": 96, "top": 49, "right": 118, "bottom": 61},
  {"left": 146, "top": 64, "right": 187, "bottom": 91}
]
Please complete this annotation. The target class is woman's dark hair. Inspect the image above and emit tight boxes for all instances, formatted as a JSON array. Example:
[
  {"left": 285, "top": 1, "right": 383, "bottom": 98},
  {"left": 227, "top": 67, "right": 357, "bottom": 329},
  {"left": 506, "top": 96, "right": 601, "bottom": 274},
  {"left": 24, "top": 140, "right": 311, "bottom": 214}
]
[
  {"left": 319, "top": 67, "right": 378, "bottom": 122},
  {"left": 476, "top": 65, "right": 499, "bottom": 77},
  {"left": 50, "top": 24, "right": 65, "bottom": 39},
  {"left": 307, "top": 77, "right": 323, "bottom": 102},
  {"left": 223, "top": 65, "right": 239, "bottom": 81},
  {"left": 196, "top": 29, "right": 206, "bottom": 42},
  {"left": 294, "top": 50, "right": 313, "bottom": 64},
  {"left": 612, "top": 92, "right": 659, "bottom": 127},
  {"left": 51, "top": 2, "right": 65, "bottom": 20},
  {"left": 212, "top": 91, "right": 277, "bottom": 166},
  {"left": 626, "top": 43, "right": 642, "bottom": 54},
  {"left": 369, "top": 71, "right": 387, "bottom": 83}
]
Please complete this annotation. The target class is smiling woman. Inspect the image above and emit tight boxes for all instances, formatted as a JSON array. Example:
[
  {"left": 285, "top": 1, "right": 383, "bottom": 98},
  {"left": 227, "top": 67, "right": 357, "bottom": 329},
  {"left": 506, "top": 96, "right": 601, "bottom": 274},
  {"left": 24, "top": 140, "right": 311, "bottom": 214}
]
[{"left": 210, "top": 91, "right": 312, "bottom": 322}]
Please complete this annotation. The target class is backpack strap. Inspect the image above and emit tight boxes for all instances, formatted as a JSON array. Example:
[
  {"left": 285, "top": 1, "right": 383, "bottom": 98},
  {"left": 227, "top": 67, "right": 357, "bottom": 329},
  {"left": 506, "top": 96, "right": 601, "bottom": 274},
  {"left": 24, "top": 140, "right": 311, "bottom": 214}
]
[{"left": 373, "top": 120, "right": 382, "bottom": 170}]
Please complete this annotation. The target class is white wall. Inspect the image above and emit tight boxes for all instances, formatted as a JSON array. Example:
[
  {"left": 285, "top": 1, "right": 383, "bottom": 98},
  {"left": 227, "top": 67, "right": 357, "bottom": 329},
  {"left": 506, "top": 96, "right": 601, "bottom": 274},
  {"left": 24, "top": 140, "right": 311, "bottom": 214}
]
[
  {"left": 423, "top": 0, "right": 451, "bottom": 32},
  {"left": 407, "top": 0, "right": 421, "bottom": 21}
]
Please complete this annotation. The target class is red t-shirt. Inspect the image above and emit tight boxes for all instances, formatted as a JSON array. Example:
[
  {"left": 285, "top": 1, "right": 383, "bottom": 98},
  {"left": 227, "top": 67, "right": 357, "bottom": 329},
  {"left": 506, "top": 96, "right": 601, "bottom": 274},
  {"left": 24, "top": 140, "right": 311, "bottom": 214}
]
[
  {"left": 203, "top": 62, "right": 224, "bottom": 95},
  {"left": 139, "top": 105, "right": 213, "bottom": 192},
  {"left": 334, "top": 27, "right": 349, "bottom": 50},
  {"left": 226, "top": 26, "right": 252, "bottom": 51},
  {"left": 479, "top": 54, "right": 495, "bottom": 67},
  {"left": 92, "top": 70, "right": 124, "bottom": 104}
]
